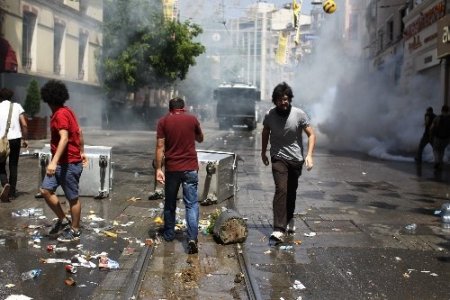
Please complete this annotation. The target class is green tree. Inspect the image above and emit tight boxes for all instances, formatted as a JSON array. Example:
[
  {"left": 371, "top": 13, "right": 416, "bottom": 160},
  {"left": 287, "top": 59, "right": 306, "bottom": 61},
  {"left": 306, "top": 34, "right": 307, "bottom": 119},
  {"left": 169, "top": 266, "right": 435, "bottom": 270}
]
[
  {"left": 98, "top": 0, "right": 205, "bottom": 94},
  {"left": 24, "top": 79, "right": 41, "bottom": 117}
]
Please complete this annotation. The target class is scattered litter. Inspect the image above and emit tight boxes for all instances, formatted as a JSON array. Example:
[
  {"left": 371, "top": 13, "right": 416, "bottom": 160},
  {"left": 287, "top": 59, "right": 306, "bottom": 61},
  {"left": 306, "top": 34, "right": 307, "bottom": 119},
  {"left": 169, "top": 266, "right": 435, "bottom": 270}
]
[
  {"left": 71, "top": 255, "right": 97, "bottom": 268},
  {"left": 395, "top": 257, "right": 402, "bottom": 262},
  {"left": 264, "top": 250, "right": 271, "bottom": 255},
  {"left": 279, "top": 245, "right": 293, "bottom": 250},
  {"left": 64, "top": 277, "right": 76, "bottom": 286},
  {"left": 153, "top": 216, "right": 163, "bottom": 225},
  {"left": 120, "top": 221, "right": 135, "bottom": 227},
  {"left": 127, "top": 197, "right": 141, "bottom": 202},
  {"left": 5, "top": 295, "right": 33, "bottom": 300},
  {"left": 12, "top": 208, "right": 44, "bottom": 218},
  {"left": 27, "top": 224, "right": 44, "bottom": 229},
  {"left": 234, "top": 272, "right": 244, "bottom": 283},
  {"left": 123, "top": 247, "right": 135, "bottom": 255},
  {"left": 304, "top": 232, "right": 316, "bottom": 237},
  {"left": 20, "top": 269, "right": 42, "bottom": 281},
  {"left": 86, "top": 215, "right": 104, "bottom": 222},
  {"left": 293, "top": 280, "right": 306, "bottom": 290},
  {"left": 421, "top": 270, "right": 430, "bottom": 273},
  {"left": 430, "top": 273, "right": 438, "bottom": 277},
  {"left": 362, "top": 172, "right": 367, "bottom": 175},
  {"left": 41, "top": 258, "right": 71, "bottom": 264},
  {"left": 98, "top": 256, "right": 119, "bottom": 270},
  {"left": 103, "top": 230, "right": 117, "bottom": 238},
  {"left": 47, "top": 245, "right": 68, "bottom": 253},
  {"left": 404, "top": 223, "right": 417, "bottom": 231},
  {"left": 65, "top": 265, "right": 78, "bottom": 274},
  {"left": 5, "top": 283, "right": 15, "bottom": 288},
  {"left": 293, "top": 240, "right": 302, "bottom": 245}
]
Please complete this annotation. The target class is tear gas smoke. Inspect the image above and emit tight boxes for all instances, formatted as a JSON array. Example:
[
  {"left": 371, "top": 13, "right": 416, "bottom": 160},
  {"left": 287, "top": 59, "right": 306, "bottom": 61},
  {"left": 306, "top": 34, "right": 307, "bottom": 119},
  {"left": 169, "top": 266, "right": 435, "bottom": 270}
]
[{"left": 292, "top": 6, "right": 444, "bottom": 162}]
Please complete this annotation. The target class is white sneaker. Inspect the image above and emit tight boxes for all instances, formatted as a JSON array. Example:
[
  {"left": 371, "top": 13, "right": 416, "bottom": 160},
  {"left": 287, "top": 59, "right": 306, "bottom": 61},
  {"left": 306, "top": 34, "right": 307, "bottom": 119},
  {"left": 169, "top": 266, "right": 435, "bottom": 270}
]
[
  {"left": 287, "top": 219, "right": 296, "bottom": 234},
  {"left": 269, "top": 230, "right": 285, "bottom": 242}
]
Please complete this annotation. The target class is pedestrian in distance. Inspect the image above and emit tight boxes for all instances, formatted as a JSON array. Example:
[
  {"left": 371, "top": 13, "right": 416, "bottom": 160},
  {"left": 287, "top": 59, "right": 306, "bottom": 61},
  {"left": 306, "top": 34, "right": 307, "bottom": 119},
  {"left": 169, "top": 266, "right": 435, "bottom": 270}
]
[
  {"left": 0, "top": 88, "right": 28, "bottom": 202},
  {"left": 430, "top": 104, "right": 450, "bottom": 170},
  {"left": 39, "top": 80, "right": 88, "bottom": 242},
  {"left": 415, "top": 106, "right": 436, "bottom": 163},
  {"left": 154, "top": 97, "right": 204, "bottom": 254},
  {"left": 261, "top": 82, "right": 316, "bottom": 245}
]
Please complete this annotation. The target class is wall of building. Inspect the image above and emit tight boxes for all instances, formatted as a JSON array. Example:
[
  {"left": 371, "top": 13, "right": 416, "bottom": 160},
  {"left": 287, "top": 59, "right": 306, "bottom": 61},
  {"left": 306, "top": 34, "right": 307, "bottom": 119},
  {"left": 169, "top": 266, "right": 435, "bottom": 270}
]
[{"left": 1, "top": 0, "right": 104, "bottom": 127}]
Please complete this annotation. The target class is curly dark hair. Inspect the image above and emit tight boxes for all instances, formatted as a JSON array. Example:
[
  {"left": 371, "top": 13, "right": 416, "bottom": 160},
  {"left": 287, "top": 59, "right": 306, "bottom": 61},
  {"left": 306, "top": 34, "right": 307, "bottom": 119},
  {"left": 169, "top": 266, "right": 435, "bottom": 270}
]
[
  {"left": 40, "top": 80, "right": 69, "bottom": 106},
  {"left": 272, "top": 82, "right": 294, "bottom": 104},
  {"left": 0, "top": 88, "right": 14, "bottom": 101},
  {"left": 169, "top": 97, "right": 185, "bottom": 110}
]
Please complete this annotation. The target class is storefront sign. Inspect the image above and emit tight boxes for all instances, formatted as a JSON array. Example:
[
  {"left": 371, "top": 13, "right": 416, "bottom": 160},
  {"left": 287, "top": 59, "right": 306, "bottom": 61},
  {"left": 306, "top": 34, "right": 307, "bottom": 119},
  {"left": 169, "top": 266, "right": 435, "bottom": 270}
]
[
  {"left": 437, "top": 15, "right": 450, "bottom": 58},
  {"left": 403, "top": 1, "right": 445, "bottom": 41}
]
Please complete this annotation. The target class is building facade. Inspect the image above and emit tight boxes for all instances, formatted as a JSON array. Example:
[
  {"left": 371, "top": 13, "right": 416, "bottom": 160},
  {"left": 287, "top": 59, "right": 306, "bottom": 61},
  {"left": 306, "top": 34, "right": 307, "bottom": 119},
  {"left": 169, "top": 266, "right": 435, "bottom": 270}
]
[
  {"left": 0, "top": 0, "right": 103, "bottom": 126},
  {"left": 366, "top": 0, "right": 448, "bottom": 107}
]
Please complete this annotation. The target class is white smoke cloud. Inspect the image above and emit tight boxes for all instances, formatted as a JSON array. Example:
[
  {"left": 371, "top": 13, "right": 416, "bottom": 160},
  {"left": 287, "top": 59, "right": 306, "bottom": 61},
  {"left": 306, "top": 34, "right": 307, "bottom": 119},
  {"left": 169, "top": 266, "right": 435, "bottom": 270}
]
[{"left": 292, "top": 7, "right": 443, "bottom": 161}]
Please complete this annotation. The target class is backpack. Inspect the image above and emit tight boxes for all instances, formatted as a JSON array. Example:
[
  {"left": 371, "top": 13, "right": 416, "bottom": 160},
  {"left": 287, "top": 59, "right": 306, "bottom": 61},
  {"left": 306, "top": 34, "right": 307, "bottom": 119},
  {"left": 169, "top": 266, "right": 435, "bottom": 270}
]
[{"left": 0, "top": 103, "right": 13, "bottom": 162}]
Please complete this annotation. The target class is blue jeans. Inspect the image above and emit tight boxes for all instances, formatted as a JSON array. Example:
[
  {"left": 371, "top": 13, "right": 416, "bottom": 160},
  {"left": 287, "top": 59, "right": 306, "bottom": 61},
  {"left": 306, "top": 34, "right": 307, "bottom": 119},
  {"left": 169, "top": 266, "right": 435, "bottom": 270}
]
[
  {"left": 41, "top": 162, "right": 83, "bottom": 201},
  {"left": 163, "top": 170, "right": 199, "bottom": 241}
]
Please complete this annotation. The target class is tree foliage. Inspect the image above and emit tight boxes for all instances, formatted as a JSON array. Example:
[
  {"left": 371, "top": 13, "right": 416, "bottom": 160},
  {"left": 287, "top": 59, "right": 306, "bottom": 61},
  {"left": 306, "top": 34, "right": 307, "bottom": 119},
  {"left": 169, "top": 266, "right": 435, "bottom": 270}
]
[
  {"left": 99, "top": 0, "right": 205, "bottom": 93},
  {"left": 24, "top": 79, "right": 41, "bottom": 117}
]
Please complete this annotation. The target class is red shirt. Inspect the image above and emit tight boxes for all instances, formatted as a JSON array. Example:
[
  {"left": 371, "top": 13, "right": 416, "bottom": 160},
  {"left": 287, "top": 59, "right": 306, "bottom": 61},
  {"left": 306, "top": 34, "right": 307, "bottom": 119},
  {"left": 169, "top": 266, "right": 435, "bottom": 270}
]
[
  {"left": 50, "top": 106, "right": 82, "bottom": 164},
  {"left": 156, "top": 110, "right": 202, "bottom": 171}
]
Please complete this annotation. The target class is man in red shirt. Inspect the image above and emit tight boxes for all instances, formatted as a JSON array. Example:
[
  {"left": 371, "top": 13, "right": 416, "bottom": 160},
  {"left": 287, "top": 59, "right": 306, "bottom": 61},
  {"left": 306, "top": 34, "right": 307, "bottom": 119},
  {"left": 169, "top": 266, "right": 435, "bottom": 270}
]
[
  {"left": 40, "top": 80, "right": 87, "bottom": 243},
  {"left": 155, "top": 97, "right": 203, "bottom": 254}
]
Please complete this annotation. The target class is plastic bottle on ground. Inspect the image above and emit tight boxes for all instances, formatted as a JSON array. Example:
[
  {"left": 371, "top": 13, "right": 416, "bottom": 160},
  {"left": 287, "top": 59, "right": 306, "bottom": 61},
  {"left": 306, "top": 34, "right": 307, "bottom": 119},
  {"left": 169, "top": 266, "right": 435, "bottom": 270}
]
[{"left": 21, "top": 269, "right": 42, "bottom": 281}]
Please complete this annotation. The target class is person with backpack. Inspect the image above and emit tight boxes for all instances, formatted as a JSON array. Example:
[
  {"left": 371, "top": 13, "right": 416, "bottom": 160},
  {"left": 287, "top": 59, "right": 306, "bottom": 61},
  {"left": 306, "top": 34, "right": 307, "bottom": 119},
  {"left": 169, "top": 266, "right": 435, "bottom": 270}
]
[{"left": 430, "top": 105, "right": 450, "bottom": 170}]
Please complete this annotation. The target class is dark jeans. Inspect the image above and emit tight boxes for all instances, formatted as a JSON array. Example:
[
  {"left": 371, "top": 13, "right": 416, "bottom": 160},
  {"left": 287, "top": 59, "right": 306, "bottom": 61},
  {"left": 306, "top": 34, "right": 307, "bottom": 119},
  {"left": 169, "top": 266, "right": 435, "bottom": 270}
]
[
  {"left": 416, "top": 133, "right": 432, "bottom": 160},
  {"left": 0, "top": 138, "right": 21, "bottom": 195},
  {"left": 163, "top": 170, "right": 199, "bottom": 242},
  {"left": 271, "top": 157, "right": 303, "bottom": 232}
]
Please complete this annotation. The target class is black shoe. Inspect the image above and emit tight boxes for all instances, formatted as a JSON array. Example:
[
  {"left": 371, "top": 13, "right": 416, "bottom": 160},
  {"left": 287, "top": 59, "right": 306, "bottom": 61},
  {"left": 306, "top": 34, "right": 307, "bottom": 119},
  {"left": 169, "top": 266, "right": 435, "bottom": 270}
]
[
  {"left": 187, "top": 240, "right": 198, "bottom": 254},
  {"left": 48, "top": 218, "right": 71, "bottom": 235}
]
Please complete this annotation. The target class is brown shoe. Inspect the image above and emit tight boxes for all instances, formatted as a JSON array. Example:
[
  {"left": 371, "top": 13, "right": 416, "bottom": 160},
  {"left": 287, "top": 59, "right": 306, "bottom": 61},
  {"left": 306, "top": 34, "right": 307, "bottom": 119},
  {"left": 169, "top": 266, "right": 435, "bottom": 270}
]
[{"left": 1, "top": 184, "right": 10, "bottom": 202}]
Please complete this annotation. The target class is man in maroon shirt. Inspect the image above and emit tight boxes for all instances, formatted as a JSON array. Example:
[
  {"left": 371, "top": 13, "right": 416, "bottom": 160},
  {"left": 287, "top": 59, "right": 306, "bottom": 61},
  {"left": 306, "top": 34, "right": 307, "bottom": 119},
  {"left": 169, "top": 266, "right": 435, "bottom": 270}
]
[
  {"left": 155, "top": 97, "right": 203, "bottom": 254},
  {"left": 40, "top": 80, "right": 87, "bottom": 243}
]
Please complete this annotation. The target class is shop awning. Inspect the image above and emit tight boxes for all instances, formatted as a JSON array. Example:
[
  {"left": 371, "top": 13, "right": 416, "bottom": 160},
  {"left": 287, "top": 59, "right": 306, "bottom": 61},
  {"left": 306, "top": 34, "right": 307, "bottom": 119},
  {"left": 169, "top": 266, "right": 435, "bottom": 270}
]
[{"left": 0, "top": 37, "right": 18, "bottom": 73}]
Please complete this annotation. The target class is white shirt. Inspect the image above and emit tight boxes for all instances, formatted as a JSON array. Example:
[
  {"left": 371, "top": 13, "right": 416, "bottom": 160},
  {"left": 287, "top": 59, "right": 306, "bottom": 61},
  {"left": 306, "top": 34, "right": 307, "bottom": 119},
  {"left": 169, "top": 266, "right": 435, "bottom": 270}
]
[{"left": 0, "top": 100, "right": 25, "bottom": 140}]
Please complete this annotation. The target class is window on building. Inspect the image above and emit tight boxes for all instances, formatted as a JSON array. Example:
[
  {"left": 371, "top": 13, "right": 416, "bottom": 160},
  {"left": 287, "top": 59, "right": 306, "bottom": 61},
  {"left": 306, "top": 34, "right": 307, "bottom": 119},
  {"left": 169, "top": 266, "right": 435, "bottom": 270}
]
[
  {"left": 377, "top": 29, "right": 384, "bottom": 52},
  {"left": 22, "top": 11, "right": 37, "bottom": 69},
  {"left": 53, "top": 22, "right": 65, "bottom": 75},
  {"left": 399, "top": 7, "right": 406, "bottom": 39},
  {"left": 386, "top": 19, "right": 394, "bottom": 44},
  {"left": 78, "top": 31, "right": 88, "bottom": 80}
]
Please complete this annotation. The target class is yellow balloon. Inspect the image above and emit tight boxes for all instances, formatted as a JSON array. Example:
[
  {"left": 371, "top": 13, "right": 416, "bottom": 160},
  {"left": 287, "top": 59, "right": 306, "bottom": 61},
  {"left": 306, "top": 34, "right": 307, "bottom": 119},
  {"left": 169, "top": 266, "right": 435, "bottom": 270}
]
[{"left": 323, "top": 0, "right": 337, "bottom": 14}]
